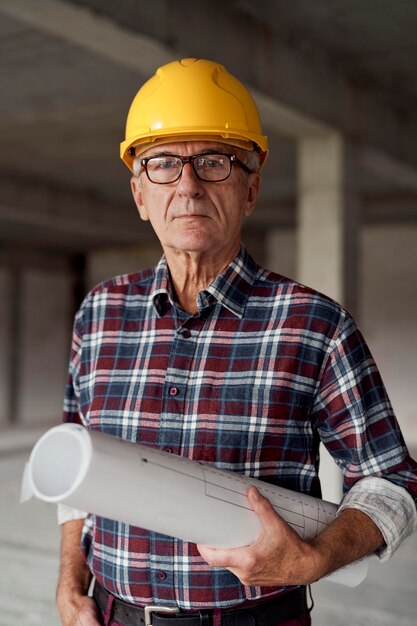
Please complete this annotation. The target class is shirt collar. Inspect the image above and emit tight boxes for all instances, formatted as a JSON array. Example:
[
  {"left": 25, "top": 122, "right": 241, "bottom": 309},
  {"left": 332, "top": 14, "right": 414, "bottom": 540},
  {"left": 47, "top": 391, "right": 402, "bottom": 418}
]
[
  {"left": 152, "top": 256, "right": 173, "bottom": 317},
  {"left": 201, "top": 246, "right": 258, "bottom": 318},
  {"left": 151, "top": 246, "right": 259, "bottom": 319}
]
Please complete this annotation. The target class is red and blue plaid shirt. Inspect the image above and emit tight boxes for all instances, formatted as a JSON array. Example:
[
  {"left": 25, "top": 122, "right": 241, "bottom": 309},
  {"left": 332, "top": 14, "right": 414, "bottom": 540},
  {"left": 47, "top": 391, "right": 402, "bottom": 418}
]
[{"left": 63, "top": 246, "right": 417, "bottom": 608}]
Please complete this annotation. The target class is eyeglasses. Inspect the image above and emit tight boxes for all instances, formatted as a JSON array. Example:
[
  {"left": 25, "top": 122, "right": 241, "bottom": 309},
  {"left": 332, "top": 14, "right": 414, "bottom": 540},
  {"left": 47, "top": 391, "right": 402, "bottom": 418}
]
[{"left": 139, "top": 153, "right": 252, "bottom": 184}]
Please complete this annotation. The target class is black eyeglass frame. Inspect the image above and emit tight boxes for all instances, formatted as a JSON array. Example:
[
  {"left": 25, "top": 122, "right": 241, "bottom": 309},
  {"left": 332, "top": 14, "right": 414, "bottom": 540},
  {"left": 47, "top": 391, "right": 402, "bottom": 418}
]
[{"left": 139, "top": 153, "right": 253, "bottom": 184}]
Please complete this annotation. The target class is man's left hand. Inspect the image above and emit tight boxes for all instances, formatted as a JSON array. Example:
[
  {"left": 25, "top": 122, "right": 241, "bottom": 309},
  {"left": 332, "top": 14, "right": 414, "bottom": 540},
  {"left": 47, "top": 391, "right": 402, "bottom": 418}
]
[{"left": 197, "top": 486, "right": 321, "bottom": 587}]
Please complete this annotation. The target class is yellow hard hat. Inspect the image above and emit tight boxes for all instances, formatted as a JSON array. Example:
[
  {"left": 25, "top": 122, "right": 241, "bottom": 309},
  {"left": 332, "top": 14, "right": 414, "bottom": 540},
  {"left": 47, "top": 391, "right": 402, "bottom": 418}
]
[{"left": 120, "top": 58, "right": 268, "bottom": 172}]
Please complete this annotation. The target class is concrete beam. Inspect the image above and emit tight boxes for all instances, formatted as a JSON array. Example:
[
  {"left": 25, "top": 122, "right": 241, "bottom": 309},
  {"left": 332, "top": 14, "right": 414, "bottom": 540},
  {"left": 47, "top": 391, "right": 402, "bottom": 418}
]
[
  {"left": 358, "top": 147, "right": 417, "bottom": 191},
  {"left": 364, "top": 191, "right": 417, "bottom": 225},
  {"left": 1, "top": 0, "right": 416, "bottom": 180},
  {"left": 252, "top": 88, "right": 332, "bottom": 137},
  {"left": 0, "top": 0, "right": 173, "bottom": 73},
  {"left": 0, "top": 0, "right": 329, "bottom": 138},
  {"left": 251, "top": 191, "right": 417, "bottom": 230},
  {"left": 0, "top": 244, "right": 74, "bottom": 272},
  {"left": 0, "top": 176, "right": 154, "bottom": 251}
]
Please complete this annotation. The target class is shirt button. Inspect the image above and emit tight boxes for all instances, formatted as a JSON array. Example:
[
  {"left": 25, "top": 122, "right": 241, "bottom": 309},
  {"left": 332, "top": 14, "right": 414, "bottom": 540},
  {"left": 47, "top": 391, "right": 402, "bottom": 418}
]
[
  {"left": 169, "top": 387, "right": 179, "bottom": 396},
  {"left": 157, "top": 571, "right": 167, "bottom": 580},
  {"left": 182, "top": 329, "right": 191, "bottom": 338}
]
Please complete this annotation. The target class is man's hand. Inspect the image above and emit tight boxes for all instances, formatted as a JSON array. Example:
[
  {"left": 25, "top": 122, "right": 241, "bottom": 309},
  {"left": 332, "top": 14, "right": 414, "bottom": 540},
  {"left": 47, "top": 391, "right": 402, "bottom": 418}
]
[
  {"left": 57, "top": 519, "right": 102, "bottom": 626},
  {"left": 57, "top": 593, "right": 101, "bottom": 626},
  {"left": 198, "top": 486, "right": 385, "bottom": 588},
  {"left": 197, "top": 487, "right": 320, "bottom": 587}
]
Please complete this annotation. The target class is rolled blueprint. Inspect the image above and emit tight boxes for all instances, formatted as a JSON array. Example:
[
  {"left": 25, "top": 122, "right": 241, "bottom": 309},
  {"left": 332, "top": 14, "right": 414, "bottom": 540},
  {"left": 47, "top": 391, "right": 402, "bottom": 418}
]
[{"left": 21, "top": 423, "right": 368, "bottom": 586}]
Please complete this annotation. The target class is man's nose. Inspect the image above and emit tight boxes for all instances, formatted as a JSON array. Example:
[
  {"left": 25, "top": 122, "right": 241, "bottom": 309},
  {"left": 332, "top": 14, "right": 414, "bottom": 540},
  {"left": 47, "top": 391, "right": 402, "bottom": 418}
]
[{"left": 176, "top": 162, "right": 204, "bottom": 196}]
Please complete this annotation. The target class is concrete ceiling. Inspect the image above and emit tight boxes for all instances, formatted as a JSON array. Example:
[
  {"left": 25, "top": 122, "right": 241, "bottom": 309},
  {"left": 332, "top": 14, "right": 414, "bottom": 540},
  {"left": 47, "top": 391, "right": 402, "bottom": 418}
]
[{"left": 0, "top": 0, "right": 416, "bottom": 254}]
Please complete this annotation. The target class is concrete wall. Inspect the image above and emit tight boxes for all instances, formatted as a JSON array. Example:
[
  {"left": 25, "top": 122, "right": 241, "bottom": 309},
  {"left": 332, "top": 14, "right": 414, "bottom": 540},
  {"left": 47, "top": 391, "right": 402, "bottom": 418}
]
[
  {"left": 266, "top": 224, "right": 417, "bottom": 448},
  {"left": 0, "top": 267, "right": 73, "bottom": 429}
]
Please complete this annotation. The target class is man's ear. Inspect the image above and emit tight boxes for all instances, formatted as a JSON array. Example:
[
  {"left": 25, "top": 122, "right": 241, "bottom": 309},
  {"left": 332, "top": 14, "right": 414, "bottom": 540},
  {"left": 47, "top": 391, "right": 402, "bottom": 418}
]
[
  {"left": 244, "top": 173, "right": 261, "bottom": 217},
  {"left": 131, "top": 176, "right": 149, "bottom": 221}
]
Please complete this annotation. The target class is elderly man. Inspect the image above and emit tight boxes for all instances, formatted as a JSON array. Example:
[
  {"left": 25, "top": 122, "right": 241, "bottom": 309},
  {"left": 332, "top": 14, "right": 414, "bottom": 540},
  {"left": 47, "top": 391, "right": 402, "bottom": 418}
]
[{"left": 57, "top": 59, "right": 417, "bottom": 626}]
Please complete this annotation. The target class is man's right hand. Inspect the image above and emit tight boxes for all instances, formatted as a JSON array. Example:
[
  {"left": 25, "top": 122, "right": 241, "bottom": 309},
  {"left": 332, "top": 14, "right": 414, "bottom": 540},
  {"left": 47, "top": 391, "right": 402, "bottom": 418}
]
[
  {"left": 57, "top": 519, "right": 102, "bottom": 625},
  {"left": 57, "top": 593, "right": 102, "bottom": 626}
]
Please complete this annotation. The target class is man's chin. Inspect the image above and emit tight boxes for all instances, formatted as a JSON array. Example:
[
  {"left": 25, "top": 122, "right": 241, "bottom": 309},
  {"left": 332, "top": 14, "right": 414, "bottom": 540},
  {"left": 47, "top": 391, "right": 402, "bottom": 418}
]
[{"left": 165, "top": 231, "right": 219, "bottom": 253}]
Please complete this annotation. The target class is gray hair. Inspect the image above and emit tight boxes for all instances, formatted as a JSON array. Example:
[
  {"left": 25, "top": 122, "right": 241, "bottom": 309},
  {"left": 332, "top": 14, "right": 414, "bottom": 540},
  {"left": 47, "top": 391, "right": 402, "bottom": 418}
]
[
  {"left": 238, "top": 148, "right": 261, "bottom": 174},
  {"left": 132, "top": 154, "right": 143, "bottom": 178}
]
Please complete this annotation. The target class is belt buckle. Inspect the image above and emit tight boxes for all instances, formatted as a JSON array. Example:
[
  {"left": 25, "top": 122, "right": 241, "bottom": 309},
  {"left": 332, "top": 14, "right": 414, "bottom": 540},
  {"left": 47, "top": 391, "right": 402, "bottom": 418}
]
[{"left": 144, "top": 604, "right": 180, "bottom": 625}]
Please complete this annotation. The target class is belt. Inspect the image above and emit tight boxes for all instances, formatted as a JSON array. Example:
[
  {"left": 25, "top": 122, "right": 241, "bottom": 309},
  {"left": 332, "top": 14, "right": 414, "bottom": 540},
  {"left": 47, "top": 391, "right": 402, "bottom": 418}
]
[{"left": 93, "top": 581, "right": 308, "bottom": 626}]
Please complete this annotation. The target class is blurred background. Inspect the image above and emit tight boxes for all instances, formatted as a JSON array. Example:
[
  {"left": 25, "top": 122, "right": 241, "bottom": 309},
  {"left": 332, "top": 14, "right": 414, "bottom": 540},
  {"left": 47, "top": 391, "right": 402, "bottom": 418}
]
[{"left": 0, "top": 1, "right": 416, "bottom": 624}]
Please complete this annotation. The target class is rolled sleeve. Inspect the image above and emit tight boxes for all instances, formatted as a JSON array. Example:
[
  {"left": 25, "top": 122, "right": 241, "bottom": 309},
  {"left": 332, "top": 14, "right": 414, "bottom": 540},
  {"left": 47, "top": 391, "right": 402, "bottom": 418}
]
[
  {"left": 57, "top": 503, "right": 87, "bottom": 525},
  {"left": 338, "top": 476, "right": 417, "bottom": 561}
]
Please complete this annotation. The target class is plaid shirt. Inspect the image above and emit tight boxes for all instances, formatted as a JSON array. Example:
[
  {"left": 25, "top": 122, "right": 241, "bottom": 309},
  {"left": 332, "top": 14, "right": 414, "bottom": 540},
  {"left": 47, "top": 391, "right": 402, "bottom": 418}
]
[{"left": 63, "top": 246, "right": 417, "bottom": 609}]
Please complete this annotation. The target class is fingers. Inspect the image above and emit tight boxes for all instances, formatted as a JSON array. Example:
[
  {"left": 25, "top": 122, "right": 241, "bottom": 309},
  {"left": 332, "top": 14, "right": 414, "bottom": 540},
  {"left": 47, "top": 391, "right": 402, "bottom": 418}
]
[
  {"left": 247, "top": 486, "right": 269, "bottom": 509},
  {"left": 197, "top": 543, "right": 242, "bottom": 569},
  {"left": 197, "top": 542, "right": 261, "bottom": 586},
  {"left": 197, "top": 488, "right": 280, "bottom": 566},
  {"left": 198, "top": 488, "right": 316, "bottom": 587},
  {"left": 247, "top": 487, "right": 283, "bottom": 530}
]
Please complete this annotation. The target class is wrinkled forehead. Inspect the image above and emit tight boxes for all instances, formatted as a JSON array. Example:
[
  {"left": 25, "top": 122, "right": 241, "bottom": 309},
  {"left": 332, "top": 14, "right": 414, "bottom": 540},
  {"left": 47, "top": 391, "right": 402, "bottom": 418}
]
[{"left": 140, "top": 140, "right": 237, "bottom": 158}]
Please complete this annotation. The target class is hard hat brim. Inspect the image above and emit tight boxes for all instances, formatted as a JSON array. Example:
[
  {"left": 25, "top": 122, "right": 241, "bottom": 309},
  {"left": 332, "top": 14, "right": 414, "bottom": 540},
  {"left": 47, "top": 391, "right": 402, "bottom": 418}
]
[{"left": 121, "top": 130, "right": 268, "bottom": 173}]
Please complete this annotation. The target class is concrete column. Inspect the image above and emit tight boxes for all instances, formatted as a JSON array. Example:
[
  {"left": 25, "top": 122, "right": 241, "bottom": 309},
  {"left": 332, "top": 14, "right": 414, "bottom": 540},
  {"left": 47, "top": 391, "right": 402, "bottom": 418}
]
[
  {"left": 0, "top": 269, "right": 12, "bottom": 426},
  {"left": 296, "top": 132, "right": 359, "bottom": 502},
  {"left": 0, "top": 268, "right": 23, "bottom": 427},
  {"left": 297, "top": 133, "right": 359, "bottom": 314},
  {"left": 18, "top": 270, "right": 73, "bottom": 426}
]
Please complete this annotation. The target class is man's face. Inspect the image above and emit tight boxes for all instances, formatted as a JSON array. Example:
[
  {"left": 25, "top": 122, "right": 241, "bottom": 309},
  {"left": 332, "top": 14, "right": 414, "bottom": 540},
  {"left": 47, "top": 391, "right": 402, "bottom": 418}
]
[{"left": 130, "top": 141, "right": 260, "bottom": 259}]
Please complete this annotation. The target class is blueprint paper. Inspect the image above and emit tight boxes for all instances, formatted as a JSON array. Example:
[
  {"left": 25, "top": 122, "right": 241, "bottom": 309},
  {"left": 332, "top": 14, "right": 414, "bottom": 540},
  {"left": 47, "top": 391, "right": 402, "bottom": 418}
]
[{"left": 22, "top": 423, "right": 368, "bottom": 586}]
